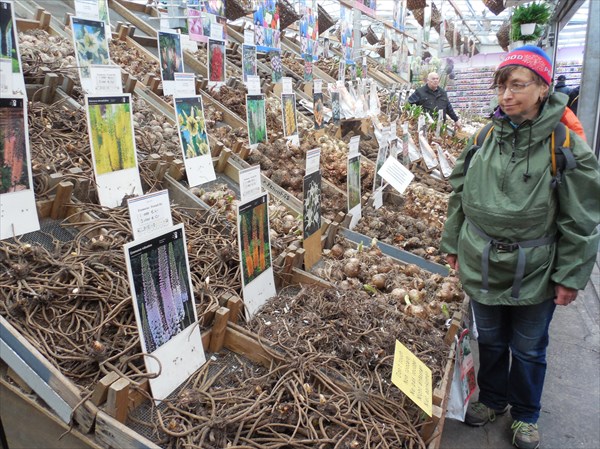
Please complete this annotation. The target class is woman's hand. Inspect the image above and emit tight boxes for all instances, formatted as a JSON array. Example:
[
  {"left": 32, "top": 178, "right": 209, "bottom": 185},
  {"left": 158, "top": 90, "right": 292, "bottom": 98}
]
[
  {"left": 554, "top": 284, "right": 578, "bottom": 306},
  {"left": 446, "top": 254, "right": 459, "bottom": 271}
]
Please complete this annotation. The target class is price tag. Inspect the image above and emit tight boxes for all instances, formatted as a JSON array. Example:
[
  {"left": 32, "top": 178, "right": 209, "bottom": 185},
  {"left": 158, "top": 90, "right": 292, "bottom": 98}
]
[
  {"left": 89, "top": 65, "right": 123, "bottom": 95},
  {"left": 74, "top": 0, "right": 99, "bottom": 19},
  {"left": 239, "top": 165, "right": 262, "bottom": 201},
  {"left": 313, "top": 79, "right": 322, "bottom": 94},
  {"left": 349, "top": 135, "right": 360, "bottom": 157},
  {"left": 378, "top": 156, "right": 415, "bottom": 194},
  {"left": 174, "top": 73, "right": 196, "bottom": 96},
  {"left": 246, "top": 75, "right": 261, "bottom": 95},
  {"left": 244, "top": 29, "right": 254, "bottom": 45},
  {"left": 392, "top": 340, "right": 433, "bottom": 417},
  {"left": 306, "top": 148, "right": 321, "bottom": 175},
  {"left": 127, "top": 190, "right": 173, "bottom": 241},
  {"left": 210, "top": 22, "right": 224, "bottom": 40},
  {"left": 282, "top": 77, "right": 293, "bottom": 95}
]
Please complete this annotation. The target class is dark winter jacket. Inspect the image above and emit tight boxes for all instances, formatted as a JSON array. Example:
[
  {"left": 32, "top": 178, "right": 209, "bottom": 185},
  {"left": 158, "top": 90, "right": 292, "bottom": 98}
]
[
  {"left": 440, "top": 93, "right": 600, "bottom": 306},
  {"left": 554, "top": 80, "right": 571, "bottom": 95},
  {"left": 568, "top": 86, "right": 580, "bottom": 115},
  {"left": 407, "top": 85, "right": 459, "bottom": 122}
]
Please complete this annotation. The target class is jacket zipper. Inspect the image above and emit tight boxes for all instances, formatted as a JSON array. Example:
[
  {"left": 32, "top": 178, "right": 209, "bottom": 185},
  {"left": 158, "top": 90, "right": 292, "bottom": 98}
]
[{"left": 500, "top": 129, "right": 518, "bottom": 191}]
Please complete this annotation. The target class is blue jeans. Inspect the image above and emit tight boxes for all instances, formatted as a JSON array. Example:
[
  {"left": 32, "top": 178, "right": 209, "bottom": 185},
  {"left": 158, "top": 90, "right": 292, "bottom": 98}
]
[{"left": 471, "top": 298, "right": 556, "bottom": 423}]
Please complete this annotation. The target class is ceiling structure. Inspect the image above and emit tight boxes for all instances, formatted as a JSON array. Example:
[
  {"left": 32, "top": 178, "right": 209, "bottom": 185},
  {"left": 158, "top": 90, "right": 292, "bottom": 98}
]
[{"left": 316, "top": 0, "right": 589, "bottom": 52}]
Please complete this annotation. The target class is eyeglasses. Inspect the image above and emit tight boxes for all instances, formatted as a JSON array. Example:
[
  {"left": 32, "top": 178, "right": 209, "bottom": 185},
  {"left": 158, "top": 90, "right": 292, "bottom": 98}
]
[{"left": 492, "top": 81, "right": 537, "bottom": 94}]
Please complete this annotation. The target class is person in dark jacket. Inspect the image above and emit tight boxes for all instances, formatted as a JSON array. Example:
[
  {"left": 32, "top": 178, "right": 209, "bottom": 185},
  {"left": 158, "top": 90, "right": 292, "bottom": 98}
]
[
  {"left": 407, "top": 72, "right": 462, "bottom": 127},
  {"left": 554, "top": 74, "right": 571, "bottom": 95},
  {"left": 568, "top": 85, "right": 580, "bottom": 115},
  {"left": 441, "top": 45, "right": 600, "bottom": 449}
]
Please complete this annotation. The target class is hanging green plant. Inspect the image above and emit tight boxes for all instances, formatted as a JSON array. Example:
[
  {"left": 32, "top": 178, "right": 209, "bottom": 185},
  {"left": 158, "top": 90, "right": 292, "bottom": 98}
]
[{"left": 510, "top": 1, "right": 551, "bottom": 42}]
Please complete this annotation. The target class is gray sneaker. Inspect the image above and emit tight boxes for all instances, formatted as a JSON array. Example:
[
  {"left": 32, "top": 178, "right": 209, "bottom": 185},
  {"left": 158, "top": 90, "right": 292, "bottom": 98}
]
[
  {"left": 511, "top": 420, "right": 540, "bottom": 449},
  {"left": 464, "top": 401, "right": 509, "bottom": 427}
]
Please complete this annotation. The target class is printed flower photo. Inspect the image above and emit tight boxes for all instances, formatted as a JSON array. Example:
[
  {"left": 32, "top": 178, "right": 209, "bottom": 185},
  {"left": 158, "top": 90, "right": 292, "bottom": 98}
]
[
  {"left": 0, "top": 1, "right": 20, "bottom": 73},
  {"left": 242, "top": 44, "right": 257, "bottom": 82},
  {"left": 208, "top": 39, "right": 226, "bottom": 83},
  {"left": 246, "top": 94, "right": 267, "bottom": 146},
  {"left": 281, "top": 93, "right": 297, "bottom": 138},
  {"left": 347, "top": 155, "right": 361, "bottom": 210},
  {"left": 239, "top": 197, "right": 271, "bottom": 285},
  {"left": 270, "top": 50, "right": 282, "bottom": 83},
  {"left": 87, "top": 97, "right": 136, "bottom": 175},
  {"left": 158, "top": 31, "right": 183, "bottom": 82},
  {"left": 71, "top": 17, "right": 110, "bottom": 78},
  {"left": 0, "top": 99, "right": 30, "bottom": 194},
  {"left": 303, "top": 170, "right": 321, "bottom": 239},
  {"left": 128, "top": 229, "right": 195, "bottom": 354},
  {"left": 174, "top": 96, "right": 210, "bottom": 158},
  {"left": 313, "top": 92, "right": 324, "bottom": 130}
]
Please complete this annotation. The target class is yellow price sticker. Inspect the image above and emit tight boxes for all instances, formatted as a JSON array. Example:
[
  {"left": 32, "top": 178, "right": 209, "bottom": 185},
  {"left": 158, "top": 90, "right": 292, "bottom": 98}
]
[{"left": 391, "top": 340, "right": 433, "bottom": 417}]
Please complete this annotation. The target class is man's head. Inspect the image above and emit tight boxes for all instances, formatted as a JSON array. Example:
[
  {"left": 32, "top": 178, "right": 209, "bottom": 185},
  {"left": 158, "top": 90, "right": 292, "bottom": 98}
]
[
  {"left": 426, "top": 72, "right": 440, "bottom": 90},
  {"left": 557, "top": 75, "right": 566, "bottom": 82}
]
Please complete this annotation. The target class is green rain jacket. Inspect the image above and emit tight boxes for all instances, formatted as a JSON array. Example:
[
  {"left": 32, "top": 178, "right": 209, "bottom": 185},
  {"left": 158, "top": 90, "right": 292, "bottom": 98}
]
[{"left": 440, "top": 93, "right": 600, "bottom": 306}]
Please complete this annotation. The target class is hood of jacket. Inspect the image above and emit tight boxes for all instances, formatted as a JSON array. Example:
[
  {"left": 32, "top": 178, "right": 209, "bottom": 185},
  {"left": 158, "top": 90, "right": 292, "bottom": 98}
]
[{"left": 491, "top": 92, "right": 568, "bottom": 152}]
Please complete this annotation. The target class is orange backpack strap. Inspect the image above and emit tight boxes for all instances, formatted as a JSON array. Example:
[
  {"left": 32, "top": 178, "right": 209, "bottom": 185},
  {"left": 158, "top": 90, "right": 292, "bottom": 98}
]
[{"left": 550, "top": 123, "right": 575, "bottom": 188}]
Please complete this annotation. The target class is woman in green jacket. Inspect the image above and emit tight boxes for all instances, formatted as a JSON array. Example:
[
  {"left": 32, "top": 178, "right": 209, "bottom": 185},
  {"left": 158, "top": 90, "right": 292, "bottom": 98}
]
[{"left": 440, "top": 46, "right": 600, "bottom": 449}]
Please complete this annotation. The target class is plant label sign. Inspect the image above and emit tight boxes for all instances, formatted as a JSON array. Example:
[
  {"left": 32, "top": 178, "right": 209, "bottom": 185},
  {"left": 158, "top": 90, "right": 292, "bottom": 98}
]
[
  {"left": 246, "top": 94, "right": 268, "bottom": 150},
  {"left": 242, "top": 45, "right": 257, "bottom": 83},
  {"left": 244, "top": 29, "right": 254, "bottom": 45},
  {"left": 0, "top": 97, "right": 40, "bottom": 240},
  {"left": 239, "top": 165, "right": 262, "bottom": 202},
  {"left": 281, "top": 93, "right": 298, "bottom": 145},
  {"left": 173, "top": 96, "right": 216, "bottom": 187},
  {"left": 305, "top": 148, "right": 320, "bottom": 175},
  {"left": 127, "top": 190, "right": 173, "bottom": 241},
  {"left": 158, "top": 30, "right": 184, "bottom": 96},
  {"left": 282, "top": 77, "right": 293, "bottom": 95},
  {"left": 392, "top": 340, "right": 433, "bottom": 417},
  {"left": 246, "top": 75, "right": 261, "bottom": 95},
  {"left": 124, "top": 224, "right": 206, "bottom": 401},
  {"left": 378, "top": 156, "right": 414, "bottom": 195},
  {"left": 0, "top": 2, "right": 25, "bottom": 96},
  {"left": 207, "top": 39, "right": 226, "bottom": 87},
  {"left": 85, "top": 94, "right": 143, "bottom": 207},
  {"left": 71, "top": 16, "right": 111, "bottom": 94},
  {"left": 347, "top": 153, "right": 361, "bottom": 230},
  {"left": 89, "top": 64, "right": 123, "bottom": 96},
  {"left": 74, "top": 0, "right": 100, "bottom": 19},
  {"left": 237, "top": 192, "right": 276, "bottom": 317},
  {"left": 174, "top": 73, "right": 196, "bottom": 97},
  {"left": 303, "top": 170, "right": 321, "bottom": 240}
]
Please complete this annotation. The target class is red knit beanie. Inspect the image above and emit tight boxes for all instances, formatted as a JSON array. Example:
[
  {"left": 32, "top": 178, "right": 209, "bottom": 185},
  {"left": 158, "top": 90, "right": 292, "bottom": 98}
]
[{"left": 497, "top": 45, "right": 553, "bottom": 85}]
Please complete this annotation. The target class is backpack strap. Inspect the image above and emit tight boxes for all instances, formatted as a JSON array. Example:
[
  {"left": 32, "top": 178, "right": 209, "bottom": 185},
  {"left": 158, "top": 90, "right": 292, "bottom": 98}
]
[
  {"left": 550, "top": 122, "right": 576, "bottom": 188},
  {"left": 463, "top": 122, "right": 494, "bottom": 176}
]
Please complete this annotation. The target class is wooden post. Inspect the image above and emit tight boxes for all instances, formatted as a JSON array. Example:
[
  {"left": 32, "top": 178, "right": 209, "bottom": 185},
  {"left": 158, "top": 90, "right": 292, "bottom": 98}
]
[
  {"left": 62, "top": 76, "right": 75, "bottom": 96},
  {"left": 164, "top": 151, "right": 175, "bottom": 163},
  {"left": 239, "top": 144, "right": 251, "bottom": 160},
  {"left": 147, "top": 153, "right": 161, "bottom": 170},
  {"left": 64, "top": 12, "right": 73, "bottom": 27},
  {"left": 167, "top": 159, "right": 185, "bottom": 181},
  {"left": 208, "top": 307, "right": 230, "bottom": 353},
  {"left": 124, "top": 76, "right": 137, "bottom": 94},
  {"left": 215, "top": 148, "right": 231, "bottom": 173},
  {"left": 226, "top": 296, "right": 243, "bottom": 324},
  {"left": 127, "top": 25, "right": 137, "bottom": 37},
  {"left": 106, "top": 378, "right": 130, "bottom": 423},
  {"left": 91, "top": 372, "right": 120, "bottom": 406},
  {"left": 41, "top": 73, "right": 60, "bottom": 104},
  {"left": 154, "top": 161, "right": 169, "bottom": 182},
  {"left": 50, "top": 181, "right": 74, "bottom": 220}
]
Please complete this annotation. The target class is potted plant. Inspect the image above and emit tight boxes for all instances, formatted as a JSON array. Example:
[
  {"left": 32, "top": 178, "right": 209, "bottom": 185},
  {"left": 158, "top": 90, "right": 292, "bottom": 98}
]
[{"left": 510, "top": 1, "right": 551, "bottom": 42}]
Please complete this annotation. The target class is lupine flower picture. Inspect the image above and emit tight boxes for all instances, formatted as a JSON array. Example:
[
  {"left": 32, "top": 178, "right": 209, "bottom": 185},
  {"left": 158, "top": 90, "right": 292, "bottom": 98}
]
[
  {"left": 0, "top": 98, "right": 29, "bottom": 194},
  {"left": 208, "top": 39, "right": 226, "bottom": 83},
  {"left": 127, "top": 227, "right": 195, "bottom": 354}
]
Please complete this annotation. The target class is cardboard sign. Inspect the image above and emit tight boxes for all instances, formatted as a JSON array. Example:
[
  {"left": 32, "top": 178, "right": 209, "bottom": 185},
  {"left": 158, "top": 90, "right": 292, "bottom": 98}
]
[
  {"left": 174, "top": 73, "right": 196, "bottom": 97},
  {"left": 378, "top": 156, "right": 414, "bottom": 195},
  {"left": 392, "top": 340, "right": 433, "bottom": 417},
  {"left": 89, "top": 65, "right": 123, "bottom": 95},
  {"left": 305, "top": 148, "right": 321, "bottom": 175},
  {"left": 239, "top": 165, "right": 262, "bottom": 201}
]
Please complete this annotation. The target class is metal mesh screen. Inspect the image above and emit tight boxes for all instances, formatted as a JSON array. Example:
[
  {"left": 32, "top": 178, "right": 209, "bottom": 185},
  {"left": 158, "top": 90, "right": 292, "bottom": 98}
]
[{"left": 6, "top": 218, "right": 80, "bottom": 250}]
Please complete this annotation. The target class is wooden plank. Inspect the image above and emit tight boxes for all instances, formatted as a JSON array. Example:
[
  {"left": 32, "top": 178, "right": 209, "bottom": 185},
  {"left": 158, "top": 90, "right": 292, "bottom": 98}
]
[
  {"left": 290, "top": 267, "right": 333, "bottom": 288},
  {"left": 302, "top": 230, "right": 322, "bottom": 270},
  {"left": 6, "top": 366, "right": 33, "bottom": 394},
  {"left": 16, "top": 18, "right": 43, "bottom": 32},
  {"left": 41, "top": 72, "right": 60, "bottom": 104},
  {"left": 226, "top": 295, "right": 243, "bottom": 325},
  {"left": 223, "top": 324, "right": 285, "bottom": 368},
  {"left": 106, "top": 378, "right": 130, "bottom": 423},
  {"left": 95, "top": 410, "right": 160, "bottom": 449},
  {"left": 91, "top": 371, "right": 120, "bottom": 406},
  {"left": 208, "top": 308, "right": 230, "bottom": 353},
  {"left": 0, "top": 379, "right": 104, "bottom": 449},
  {"left": 0, "top": 316, "right": 97, "bottom": 432},
  {"left": 420, "top": 404, "right": 443, "bottom": 444}
]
